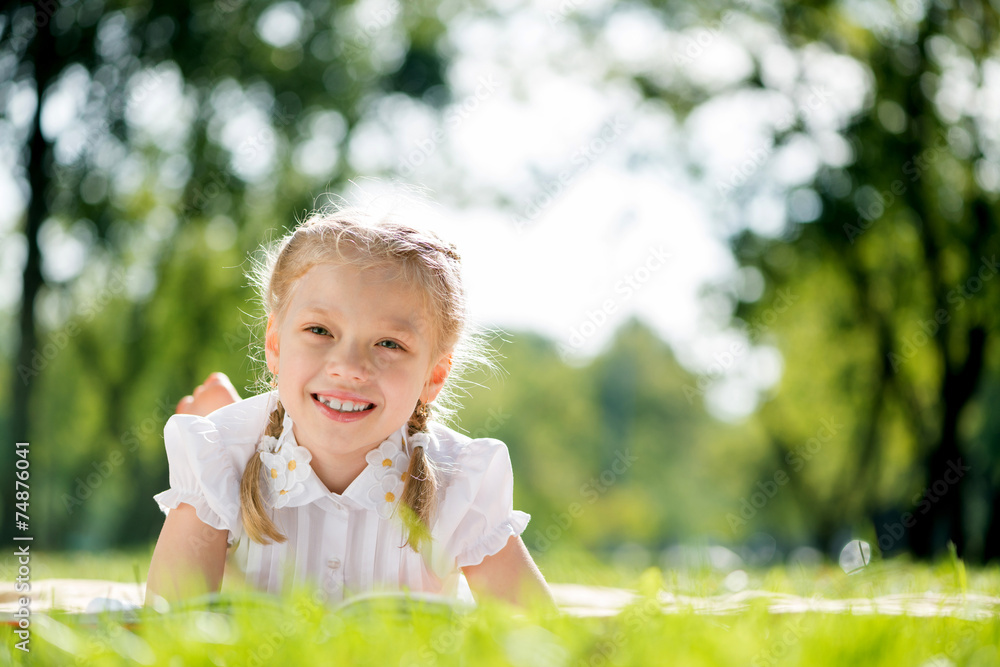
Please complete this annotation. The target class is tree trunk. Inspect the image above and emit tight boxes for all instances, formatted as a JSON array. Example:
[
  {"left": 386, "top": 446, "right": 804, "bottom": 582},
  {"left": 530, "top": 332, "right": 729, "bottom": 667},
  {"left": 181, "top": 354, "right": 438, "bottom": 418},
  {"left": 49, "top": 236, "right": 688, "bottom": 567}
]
[
  {"left": 3, "top": 7, "right": 56, "bottom": 546},
  {"left": 907, "top": 327, "right": 986, "bottom": 558},
  {"left": 984, "top": 484, "right": 1000, "bottom": 562}
]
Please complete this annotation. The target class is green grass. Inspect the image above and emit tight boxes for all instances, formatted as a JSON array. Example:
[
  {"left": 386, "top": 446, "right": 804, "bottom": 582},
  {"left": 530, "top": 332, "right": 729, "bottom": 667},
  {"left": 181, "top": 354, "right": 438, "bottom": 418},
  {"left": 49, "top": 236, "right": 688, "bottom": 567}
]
[{"left": 2, "top": 546, "right": 1000, "bottom": 666}]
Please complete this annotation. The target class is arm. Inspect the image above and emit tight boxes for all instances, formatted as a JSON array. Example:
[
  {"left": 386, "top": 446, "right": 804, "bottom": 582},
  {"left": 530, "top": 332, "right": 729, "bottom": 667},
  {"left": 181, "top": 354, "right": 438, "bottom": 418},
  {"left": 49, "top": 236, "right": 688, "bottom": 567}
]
[
  {"left": 462, "top": 534, "right": 556, "bottom": 611},
  {"left": 146, "top": 502, "right": 229, "bottom": 607}
]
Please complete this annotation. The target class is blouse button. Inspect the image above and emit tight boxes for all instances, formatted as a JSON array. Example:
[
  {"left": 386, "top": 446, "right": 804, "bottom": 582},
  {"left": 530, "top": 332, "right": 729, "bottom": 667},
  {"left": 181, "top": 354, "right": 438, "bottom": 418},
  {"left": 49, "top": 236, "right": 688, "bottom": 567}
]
[{"left": 327, "top": 557, "right": 341, "bottom": 570}]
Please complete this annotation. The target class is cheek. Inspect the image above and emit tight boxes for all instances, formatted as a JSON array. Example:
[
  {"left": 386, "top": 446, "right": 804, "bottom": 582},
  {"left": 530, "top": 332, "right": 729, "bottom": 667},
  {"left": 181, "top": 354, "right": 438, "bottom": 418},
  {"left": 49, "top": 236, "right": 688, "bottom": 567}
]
[
  {"left": 277, "top": 342, "right": 316, "bottom": 377},
  {"left": 378, "top": 365, "right": 411, "bottom": 392}
]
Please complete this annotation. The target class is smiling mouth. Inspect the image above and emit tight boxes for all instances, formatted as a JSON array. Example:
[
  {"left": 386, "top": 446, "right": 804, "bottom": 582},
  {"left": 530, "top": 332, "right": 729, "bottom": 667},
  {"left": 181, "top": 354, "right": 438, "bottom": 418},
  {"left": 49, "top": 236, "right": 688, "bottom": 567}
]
[{"left": 312, "top": 394, "right": 376, "bottom": 413}]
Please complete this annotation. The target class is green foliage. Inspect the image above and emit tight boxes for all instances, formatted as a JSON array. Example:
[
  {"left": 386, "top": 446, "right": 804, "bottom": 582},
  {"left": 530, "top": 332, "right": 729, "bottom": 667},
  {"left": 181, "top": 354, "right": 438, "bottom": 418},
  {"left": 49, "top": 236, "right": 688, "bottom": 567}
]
[
  {"left": 652, "top": 0, "right": 1000, "bottom": 560},
  {"left": 3, "top": 549, "right": 999, "bottom": 666},
  {"left": 454, "top": 319, "right": 753, "bottom": 557}
]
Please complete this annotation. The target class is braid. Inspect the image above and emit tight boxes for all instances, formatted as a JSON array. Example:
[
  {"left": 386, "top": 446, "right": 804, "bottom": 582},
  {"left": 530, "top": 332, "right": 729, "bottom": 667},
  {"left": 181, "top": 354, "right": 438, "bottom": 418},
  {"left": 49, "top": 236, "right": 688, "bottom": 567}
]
[
  {"left": 406, "top": 398, "right": 430, "bottom": 433},
  {"left": 432, "top": 242, "right": 461, "bottom": 263},
  {"left": 400, "top": 399, "right": 438, "bottom": 552},
  {"left": 265, "top": 400, "right": 285, "bottom": 437},
  {"left": 239, "top": 401, "right": 288, "bottom": 544}
]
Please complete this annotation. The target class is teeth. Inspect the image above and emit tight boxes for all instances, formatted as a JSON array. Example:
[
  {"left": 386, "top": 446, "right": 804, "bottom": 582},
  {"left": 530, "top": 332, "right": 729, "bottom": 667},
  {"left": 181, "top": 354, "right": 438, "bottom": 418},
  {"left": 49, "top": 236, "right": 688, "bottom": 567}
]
[{"left": 318, "top": 396, "right": 372, "bottom": 412}]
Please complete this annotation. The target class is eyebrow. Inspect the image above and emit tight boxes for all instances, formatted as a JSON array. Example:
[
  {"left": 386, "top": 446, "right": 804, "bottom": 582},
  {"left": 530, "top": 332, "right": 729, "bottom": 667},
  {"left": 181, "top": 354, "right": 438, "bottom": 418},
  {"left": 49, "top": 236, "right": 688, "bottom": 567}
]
[{"left": 299, "top": 305, "right": 418, "bottom": 336}]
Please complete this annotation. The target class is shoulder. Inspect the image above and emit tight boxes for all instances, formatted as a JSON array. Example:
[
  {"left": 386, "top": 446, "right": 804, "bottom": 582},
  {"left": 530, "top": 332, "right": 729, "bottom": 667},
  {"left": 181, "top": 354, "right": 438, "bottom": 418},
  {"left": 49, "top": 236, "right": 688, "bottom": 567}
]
[
  {"left": 204, "top": 390, "right": 278, "bottom": 442},
  {"left": 425, "top": 421, "right": 508, "bottom": 464},
  {"left": 422, "top": 422, "right": 530, "bottom": 569},
  {"left": 163, "top": 391, "right": 277, "bottom": 473},
  {"left": 424, "top": 421, "right": 516, "bottom": 493},
  {"left": 167, "top": 390, "right": 276, "bottom": 438},
  {"left": 156, "top": 392, "right": 278, "bottom": 542}
]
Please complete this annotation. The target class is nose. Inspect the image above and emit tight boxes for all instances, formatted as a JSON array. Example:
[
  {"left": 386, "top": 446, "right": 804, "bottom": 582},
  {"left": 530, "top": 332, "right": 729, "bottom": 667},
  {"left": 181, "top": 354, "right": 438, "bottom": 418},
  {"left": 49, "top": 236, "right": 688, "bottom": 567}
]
[{"left": 326, "top": 340, "right": 371, "bottom": 381}]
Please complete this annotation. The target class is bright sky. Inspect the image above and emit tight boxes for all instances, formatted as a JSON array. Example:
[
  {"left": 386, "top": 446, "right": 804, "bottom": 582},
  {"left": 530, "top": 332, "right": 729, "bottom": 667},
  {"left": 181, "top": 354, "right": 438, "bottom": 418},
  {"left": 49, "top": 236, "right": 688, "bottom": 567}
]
[
  {"left": 334, "top": 3, "right": 869, "bottom": 422},
  {"left": 0, "top": 1, "right": 882, "bottom": 422}
]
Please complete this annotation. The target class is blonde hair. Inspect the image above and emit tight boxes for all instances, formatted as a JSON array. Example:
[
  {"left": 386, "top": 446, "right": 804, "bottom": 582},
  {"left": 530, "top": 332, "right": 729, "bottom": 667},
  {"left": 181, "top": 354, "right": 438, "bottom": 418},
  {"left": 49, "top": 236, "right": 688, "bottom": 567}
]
[{"left": 239, "top": 204, "right": 499, "bottom": 551}]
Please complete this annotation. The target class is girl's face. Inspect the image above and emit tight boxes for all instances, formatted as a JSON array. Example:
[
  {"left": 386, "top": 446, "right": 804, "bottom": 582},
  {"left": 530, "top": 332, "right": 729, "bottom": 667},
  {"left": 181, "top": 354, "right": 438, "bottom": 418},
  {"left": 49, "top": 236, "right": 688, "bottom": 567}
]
[{"left": 265, "top": 261, "right": 450, "bottom": 460}]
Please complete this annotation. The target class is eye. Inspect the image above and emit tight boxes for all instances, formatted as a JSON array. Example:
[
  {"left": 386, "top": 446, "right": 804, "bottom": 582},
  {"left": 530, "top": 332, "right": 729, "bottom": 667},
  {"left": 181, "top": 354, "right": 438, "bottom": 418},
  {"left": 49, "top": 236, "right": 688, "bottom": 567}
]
[
  {"left": 306, "top": 326, "right": 330, "bottom": 336},
  {"left": 377, "top": 340, "right": 403, "bottom": 350}
]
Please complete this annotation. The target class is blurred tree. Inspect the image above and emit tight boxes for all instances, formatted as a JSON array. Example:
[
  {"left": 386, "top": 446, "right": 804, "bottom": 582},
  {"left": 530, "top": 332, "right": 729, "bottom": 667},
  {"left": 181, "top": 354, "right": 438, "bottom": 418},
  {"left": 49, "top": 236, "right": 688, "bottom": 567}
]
[
  {"left": 0, "top": 0, "right": 448, "bottom": 547},
  {"left": 647, "top": 0, "right": 1000, "bottom": 560},
  {"left": 457, "top": 319, "right": 747, "bottom": 560}
]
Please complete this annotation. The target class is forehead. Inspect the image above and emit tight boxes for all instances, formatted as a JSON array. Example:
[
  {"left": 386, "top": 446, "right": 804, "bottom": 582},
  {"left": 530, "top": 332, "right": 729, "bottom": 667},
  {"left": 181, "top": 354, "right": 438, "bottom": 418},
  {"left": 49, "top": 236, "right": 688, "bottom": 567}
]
[{"left": 286, "top": 262, "right": 433, "bottom": 336}]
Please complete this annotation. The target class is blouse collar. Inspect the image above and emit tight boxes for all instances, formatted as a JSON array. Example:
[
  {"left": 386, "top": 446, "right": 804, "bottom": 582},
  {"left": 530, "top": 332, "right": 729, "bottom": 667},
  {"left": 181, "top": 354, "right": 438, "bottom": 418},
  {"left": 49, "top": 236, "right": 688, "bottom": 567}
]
[{"left": 258, "top": 408, "right": 428, "bottom": 516}]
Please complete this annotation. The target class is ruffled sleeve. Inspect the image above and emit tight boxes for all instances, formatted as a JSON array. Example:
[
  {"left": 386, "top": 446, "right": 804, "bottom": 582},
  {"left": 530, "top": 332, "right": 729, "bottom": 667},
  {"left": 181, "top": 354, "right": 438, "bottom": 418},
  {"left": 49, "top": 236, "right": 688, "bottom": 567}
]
[
  {"left": 435, "top": 438, "right": 530, "bottom": 569},
  {"left": 152, "top": 414, "right": 244, "bottom": 548}
]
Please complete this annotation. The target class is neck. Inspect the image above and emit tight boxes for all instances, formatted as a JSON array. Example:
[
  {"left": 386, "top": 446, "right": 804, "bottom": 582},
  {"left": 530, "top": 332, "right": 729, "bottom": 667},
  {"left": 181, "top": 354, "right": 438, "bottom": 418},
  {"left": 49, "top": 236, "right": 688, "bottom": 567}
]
[
  {"left": 310, "top": 453, "right": 368, "bottom": 496},
  {"left": 290, "top": 424, "right": 371, "bottom": 496}
]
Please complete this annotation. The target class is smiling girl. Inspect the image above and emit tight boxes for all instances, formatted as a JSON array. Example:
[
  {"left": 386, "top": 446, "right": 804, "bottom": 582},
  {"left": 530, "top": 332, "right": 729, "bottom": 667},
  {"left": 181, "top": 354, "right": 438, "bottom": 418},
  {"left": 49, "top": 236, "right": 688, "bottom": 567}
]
[{"left": 146, "top": 205, "right": 552, "bottom": 610}]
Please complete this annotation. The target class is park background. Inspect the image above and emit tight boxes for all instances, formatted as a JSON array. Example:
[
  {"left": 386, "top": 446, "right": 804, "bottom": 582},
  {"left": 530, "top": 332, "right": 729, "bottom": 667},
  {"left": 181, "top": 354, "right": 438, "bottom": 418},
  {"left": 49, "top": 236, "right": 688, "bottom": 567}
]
[{"left": 1, "top": 0, "right": 1000, "bottom": 582}]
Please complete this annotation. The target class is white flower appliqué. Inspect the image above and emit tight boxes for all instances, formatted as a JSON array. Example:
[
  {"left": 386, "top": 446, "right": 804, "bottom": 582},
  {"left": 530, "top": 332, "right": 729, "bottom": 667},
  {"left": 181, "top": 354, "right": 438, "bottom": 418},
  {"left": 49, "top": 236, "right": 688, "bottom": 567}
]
[
  {"left": 366, "top": 442, "right": 408, "bottom": 481},
  {"left": 368, "top": 473, "right": 405, "bottom": 519},
  {"left": 364, "top": 433, "right": 418, "bottom": 519},
  {"left": 260, "top": 436, "right": 312, "bottom": 509}
]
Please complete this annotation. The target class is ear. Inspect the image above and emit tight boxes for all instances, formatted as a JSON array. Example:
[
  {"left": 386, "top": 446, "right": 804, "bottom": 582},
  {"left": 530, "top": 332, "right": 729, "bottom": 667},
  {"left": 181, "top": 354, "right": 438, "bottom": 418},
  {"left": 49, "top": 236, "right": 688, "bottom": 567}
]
[
  {"left": 264, "top": 314, "right": 280, "bottom": 375},
  {"left": 420, "top": 353, "right": 452, "bottom": 404}
]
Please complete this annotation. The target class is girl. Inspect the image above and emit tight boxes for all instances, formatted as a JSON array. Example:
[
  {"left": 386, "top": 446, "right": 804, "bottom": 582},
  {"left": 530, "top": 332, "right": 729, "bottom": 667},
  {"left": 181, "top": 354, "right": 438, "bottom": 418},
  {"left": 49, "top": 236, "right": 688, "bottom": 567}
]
[{"left": 146, "top": 206, "right": 553, "bottom": 610}]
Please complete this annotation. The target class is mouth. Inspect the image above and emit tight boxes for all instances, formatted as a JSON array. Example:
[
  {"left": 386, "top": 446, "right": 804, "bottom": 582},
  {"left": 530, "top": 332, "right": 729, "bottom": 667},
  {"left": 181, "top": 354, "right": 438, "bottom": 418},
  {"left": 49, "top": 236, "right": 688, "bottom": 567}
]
[{"left": 312, "top": 393, "right": 376, "bottom": 414}]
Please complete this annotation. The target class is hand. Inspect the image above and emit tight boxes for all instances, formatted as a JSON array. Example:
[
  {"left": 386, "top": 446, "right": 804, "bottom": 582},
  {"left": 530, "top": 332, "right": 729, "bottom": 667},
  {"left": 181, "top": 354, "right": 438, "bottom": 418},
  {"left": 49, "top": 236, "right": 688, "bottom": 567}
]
[{"left": 176, "top": 372, "right": 242, "bottom": 416}]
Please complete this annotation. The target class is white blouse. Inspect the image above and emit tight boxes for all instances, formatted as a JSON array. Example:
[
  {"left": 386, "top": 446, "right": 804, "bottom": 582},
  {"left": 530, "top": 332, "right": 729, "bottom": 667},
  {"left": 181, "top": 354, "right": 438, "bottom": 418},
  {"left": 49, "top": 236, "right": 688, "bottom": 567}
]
[{"left": 153, "top": 391, "right": 530, "bottom": 605}]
